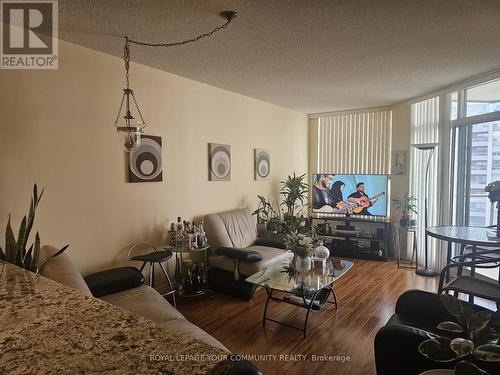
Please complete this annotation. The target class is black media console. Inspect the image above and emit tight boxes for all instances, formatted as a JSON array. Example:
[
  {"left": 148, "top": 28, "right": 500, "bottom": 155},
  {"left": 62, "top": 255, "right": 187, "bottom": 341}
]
[{"left": 310, "top": 214, "right": 393, "bottom": 260}]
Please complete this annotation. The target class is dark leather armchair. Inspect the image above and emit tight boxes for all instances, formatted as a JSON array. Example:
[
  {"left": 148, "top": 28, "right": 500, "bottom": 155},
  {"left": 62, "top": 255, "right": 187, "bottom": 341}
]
[{"left": 374, "top": 289, "right": 500, "bottom": 375}]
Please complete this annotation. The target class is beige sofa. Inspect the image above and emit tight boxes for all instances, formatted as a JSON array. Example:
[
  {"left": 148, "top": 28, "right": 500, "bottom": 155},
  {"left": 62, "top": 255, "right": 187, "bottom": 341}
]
[
  {"left": 39, "top": 245, "right": 226, "bottom": 350},
  {"left": 204, "top": 208, "right": 293, "bottom": 298}
]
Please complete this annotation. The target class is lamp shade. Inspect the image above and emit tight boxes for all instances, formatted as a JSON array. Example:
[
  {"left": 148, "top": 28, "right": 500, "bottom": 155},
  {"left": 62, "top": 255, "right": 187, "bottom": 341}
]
[{"left": 412, "top": 142, "right": 438, "bottom": 150}]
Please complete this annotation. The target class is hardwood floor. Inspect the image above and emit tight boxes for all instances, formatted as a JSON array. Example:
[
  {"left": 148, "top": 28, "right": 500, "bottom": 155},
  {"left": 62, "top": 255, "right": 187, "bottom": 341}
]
[{"left": 177, "top": 259, "right": 440, "bottom": 375}]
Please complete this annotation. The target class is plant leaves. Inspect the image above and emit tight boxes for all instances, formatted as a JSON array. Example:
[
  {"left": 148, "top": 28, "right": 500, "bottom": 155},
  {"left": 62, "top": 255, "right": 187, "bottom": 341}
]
[
  {"left": 450, "top": 338, "right": 474, "bottom": 358},
  {"left": 455, "top": 360, "right": 488, "bottom": 375},
  {"left": 31, "top": 233, "right": 40, "bottom": 273},
  {"left": 459, "top": 306, "right": 475, "bottom": 326},
  {"left": 472, "top": 326, "right": 500, "bottom": 346},
  {"left": 419, "top": 337, "right": 458, "bottom": 362},
  {"left": 441, "top": 293, "right": 463, "bottom": 317},
  {"left": 16, "top": 216, "right": 27, "bottom": 259},
  {"left": 5, "top": 215, "right": 17, "bottom": 262},
  {"left": 473, "top": 344, "right": 500, "bottom": 362},
  {"left": 468, "top": 310, "right": 492, "bottom": 331},
  {"left": 37, "top": 244, "right": 70, "bottom": 275},
  {"left": 437, "top": 321, "right": 464, "bottom": 333}
]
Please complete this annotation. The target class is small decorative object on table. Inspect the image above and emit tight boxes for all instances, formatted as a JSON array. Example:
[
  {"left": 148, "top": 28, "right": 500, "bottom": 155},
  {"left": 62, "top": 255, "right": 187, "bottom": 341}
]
[{"left": 485, "top": 181, "right": 500, "bottom": 237}]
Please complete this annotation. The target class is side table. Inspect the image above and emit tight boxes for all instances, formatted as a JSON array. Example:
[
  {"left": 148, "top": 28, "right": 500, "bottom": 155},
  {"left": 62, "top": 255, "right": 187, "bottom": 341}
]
[{"left": 169, "top": 246, "right": 210, "bottom": 297}]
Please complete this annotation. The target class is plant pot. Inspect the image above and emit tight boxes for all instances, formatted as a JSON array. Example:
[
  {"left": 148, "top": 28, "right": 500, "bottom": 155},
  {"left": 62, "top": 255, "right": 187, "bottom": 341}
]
[
  {"left": 400, "top": 217, "right": 410, "bottom": 227},
  {"left": 419, "top": 370, "right": 454, "bottom": 375},
  {"left": 256, "top": 223, "right": 267, "bottom": 236}
]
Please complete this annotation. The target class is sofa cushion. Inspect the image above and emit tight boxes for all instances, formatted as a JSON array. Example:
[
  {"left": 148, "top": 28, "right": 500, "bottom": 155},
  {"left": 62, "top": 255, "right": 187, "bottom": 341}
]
[
  {"left": 101, "top": 285, "right": 228, "bottom": 351},
  {"left": 101, "top": 284, "right": 184, "bottom": 322},
  {"left": 209, "top": 246, "right": 293, "bottom": 276},
  {"left": 39, "top": 245, "right": 93, "bottom": 297},
  {"left": 204, "top": 208, "right": 257, "bottom": 250}
]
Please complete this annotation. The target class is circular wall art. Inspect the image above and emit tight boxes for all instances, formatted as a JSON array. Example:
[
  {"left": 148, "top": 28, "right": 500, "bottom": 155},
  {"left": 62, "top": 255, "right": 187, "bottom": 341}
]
[
  {"left": 209, "top": 143, "right": 231, "bottom": 181},
  {"left": 255, "top": 149, "right": 270, "bottom": 180},
  {"left": 128, "top": 135, "right": 163, "bottom": 183}
]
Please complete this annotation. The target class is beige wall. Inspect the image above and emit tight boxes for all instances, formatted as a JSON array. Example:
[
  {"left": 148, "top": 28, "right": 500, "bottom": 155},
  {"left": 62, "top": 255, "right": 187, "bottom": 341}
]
[{"left": 0, "top": 40, "right": 308, "bottom": 274}]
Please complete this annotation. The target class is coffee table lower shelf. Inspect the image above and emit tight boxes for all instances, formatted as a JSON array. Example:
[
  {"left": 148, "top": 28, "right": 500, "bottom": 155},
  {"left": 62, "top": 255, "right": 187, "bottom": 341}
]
[{"left": 262, "top": 285, "right": 338, "bottom": 338}]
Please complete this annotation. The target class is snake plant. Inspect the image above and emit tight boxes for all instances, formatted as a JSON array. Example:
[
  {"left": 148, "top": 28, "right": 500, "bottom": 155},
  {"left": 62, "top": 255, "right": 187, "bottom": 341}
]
[{"left": 0, "top": 184, "right": 68, "bottom": 273}]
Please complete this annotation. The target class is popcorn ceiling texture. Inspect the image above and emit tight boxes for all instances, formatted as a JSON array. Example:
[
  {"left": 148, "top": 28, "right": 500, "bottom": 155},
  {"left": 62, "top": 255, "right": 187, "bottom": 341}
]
[{"left": 58, "top": 0, "right": 500, "bottom": 113}]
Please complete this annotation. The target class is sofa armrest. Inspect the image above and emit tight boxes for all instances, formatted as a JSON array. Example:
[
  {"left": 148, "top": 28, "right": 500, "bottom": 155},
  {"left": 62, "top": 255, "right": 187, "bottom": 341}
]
[
  {"left": 215, "top": 247, "right": 262, "bottom": 262},
  {"left": 374, "top": 324, "right": 443, "bottom": 375},
  {"left": 84, "top": 266, "right": 144, "bottom": 297},
  {"left": 255, "top": 233, "right": 287, "bottom": 249}
]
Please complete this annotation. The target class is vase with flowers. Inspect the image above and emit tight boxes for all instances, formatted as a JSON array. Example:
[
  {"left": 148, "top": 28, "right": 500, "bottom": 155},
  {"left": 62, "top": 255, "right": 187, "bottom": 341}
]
[{"left": 485, "top": 181, "right": 500, "bottom": 237}]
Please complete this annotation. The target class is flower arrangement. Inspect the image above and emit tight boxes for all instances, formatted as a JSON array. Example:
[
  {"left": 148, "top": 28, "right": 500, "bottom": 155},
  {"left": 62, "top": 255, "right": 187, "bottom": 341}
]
[
  {"left": 282, "top": 228, "right": 321, "bottom": 280},
  {"left": 485, "top": 181, "right": 500, "bottom": 203}
]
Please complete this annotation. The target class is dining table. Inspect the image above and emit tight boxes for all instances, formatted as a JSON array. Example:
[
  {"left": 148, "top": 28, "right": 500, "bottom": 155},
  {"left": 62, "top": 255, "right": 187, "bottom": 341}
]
[{"left": 426, "top": 225, "right": 500, "bottom": 289}]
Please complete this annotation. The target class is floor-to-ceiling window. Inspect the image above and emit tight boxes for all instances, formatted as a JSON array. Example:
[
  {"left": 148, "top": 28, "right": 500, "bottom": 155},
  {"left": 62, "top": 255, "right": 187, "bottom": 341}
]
[{"left": 449, "top": 78, "right": 500, "bottom": 280}]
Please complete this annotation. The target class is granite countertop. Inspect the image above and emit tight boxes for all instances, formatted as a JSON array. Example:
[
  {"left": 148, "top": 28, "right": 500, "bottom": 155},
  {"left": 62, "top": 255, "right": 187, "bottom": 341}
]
[{"left": 0, "top": 261, "right": 230, "bottom": 374}]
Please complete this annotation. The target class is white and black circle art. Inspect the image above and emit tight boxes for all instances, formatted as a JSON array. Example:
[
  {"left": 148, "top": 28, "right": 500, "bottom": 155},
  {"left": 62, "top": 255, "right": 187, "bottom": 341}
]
[
  {"left": 255, "top": 149, "right": 270, "bottom": 180},
  {"left": 128, "top": 135, "right": 163, "bottom": 183},
  {"left": 209, "top": 143, "right": 231, "bottom": 181}
]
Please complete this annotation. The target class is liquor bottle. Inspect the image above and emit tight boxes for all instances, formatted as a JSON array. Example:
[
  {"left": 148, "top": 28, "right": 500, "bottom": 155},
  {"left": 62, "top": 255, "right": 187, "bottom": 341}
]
[
  {"left": 199, "top": 220, "right": 208, "bottom": 248},
  {"left": 175, "top": 217, "right": 184, "bottom": 248},
  {"left": 168, "top": 223, "right": 176, "bottom": 247}
]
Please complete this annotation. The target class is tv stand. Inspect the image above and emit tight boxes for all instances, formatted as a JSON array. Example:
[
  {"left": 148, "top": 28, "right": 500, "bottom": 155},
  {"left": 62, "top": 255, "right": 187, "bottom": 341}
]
[{"left": 310, "top": 214, "right": 392, "bottom": 261}]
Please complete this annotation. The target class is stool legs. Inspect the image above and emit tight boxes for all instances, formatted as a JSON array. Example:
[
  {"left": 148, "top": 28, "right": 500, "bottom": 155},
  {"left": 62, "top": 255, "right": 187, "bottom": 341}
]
[
  {"left": 149, "top": 261, "right": 155, "bottom": 288},
  {"left": 159, "top": 262, "right": 177, "bottom": 308}
]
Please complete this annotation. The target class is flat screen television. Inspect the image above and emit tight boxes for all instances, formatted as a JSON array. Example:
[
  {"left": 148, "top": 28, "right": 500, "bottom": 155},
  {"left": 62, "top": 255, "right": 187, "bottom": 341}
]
[{"left": 312, "top": 174, "right": 388, "bottom": 217}]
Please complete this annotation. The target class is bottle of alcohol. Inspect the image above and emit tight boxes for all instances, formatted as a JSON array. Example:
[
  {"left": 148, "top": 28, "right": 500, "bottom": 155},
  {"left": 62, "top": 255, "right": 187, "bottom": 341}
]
[
  {"left": 168, "top": 223, "right": 176, "bottom": 247},
  {"left": 175, "top": 217, "right": 184, "bottom": 248}
]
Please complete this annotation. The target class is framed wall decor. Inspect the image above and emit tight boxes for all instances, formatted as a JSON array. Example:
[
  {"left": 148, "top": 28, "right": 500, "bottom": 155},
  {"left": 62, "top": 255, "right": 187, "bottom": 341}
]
[
  {"left": 128, "top": 135, "right": 163, "bottom": 183},
  {"left": 392, "top": 150, "right": 407, "bottom": 175},
  {"left": 254, "top": 149, "right": 270, "bottom": 180},
  {"left": 209, "top": 143, "right": 231, "bottom": 181}
]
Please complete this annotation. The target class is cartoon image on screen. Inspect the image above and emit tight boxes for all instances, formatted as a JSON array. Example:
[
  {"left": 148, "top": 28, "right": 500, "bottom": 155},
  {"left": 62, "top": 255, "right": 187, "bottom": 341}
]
[{"left": 312, "top": 174, "right": 388, "bottom": 216}]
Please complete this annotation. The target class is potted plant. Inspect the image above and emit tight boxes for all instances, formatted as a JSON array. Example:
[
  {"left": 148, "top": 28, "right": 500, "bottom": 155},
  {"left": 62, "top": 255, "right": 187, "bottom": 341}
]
[
  {"left": 0, "top": 184, "right": 69, "bottom": 273},
  {"left": 252, "top": 195, "right": 282, "bottom": 234},
  {"left": 393, "top": 192, "right": 417, "bottom": 227},
  {"left": 418, "top": 294, "right": 500, "bottom": 375},
  {"left": 280, "top": 172, "right": 308, "bottom": 233}
]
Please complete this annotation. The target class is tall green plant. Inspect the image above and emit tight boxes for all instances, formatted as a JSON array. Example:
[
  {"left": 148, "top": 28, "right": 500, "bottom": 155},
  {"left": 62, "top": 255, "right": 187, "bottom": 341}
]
[
  {"left": 280, "top": 172, "right": 308, "bottom": 218},
  {"left": 0, "top": 184, "right": 68, "bottom": 273}
]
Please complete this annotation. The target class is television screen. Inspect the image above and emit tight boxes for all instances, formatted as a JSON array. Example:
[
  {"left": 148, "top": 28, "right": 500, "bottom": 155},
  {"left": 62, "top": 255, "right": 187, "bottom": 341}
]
[{"left": 312, "top": 174, "right": 388, "bottom": 216}]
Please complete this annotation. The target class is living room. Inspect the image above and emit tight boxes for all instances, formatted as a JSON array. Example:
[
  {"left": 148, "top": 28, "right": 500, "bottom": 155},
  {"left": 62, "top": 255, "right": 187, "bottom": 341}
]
[{"left": 2, "top": 1, "right": 500, "bottom": 375}]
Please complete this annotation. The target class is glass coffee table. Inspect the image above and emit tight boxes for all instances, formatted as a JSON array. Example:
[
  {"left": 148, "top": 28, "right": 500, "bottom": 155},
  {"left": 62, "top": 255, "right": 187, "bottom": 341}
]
[{"left": 246, "top": 258, "right": 353, "bottom": 338}]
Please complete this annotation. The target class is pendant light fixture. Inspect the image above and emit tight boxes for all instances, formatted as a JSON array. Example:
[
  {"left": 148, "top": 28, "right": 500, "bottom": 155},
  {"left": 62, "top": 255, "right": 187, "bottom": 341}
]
[{"left": 114, "top": 10, "right": 238, "bottom": 152}]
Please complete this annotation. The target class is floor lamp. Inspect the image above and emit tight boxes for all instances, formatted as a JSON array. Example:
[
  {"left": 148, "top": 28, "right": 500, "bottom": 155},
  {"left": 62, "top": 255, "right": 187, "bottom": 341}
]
[{"left": 412, "top": 142, "right": 439, "bottom": 277}]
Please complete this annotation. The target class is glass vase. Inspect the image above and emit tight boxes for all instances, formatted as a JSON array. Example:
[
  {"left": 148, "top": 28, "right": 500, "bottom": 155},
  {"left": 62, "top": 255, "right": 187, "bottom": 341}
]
[{"left": 295, "top": 256, "right": 312, "bottom": 274}]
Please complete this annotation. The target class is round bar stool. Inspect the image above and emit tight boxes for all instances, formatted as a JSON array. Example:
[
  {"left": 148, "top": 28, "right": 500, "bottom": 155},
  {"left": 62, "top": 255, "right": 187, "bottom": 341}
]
[{"left": 127, "top": 242, "right": 176, "bottom": 308}]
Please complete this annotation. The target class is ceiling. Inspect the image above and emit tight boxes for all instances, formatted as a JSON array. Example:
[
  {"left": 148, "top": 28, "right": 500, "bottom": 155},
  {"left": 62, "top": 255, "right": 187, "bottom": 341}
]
[{"left": 58, "top": 0, "right": 500, "bottom": 114}]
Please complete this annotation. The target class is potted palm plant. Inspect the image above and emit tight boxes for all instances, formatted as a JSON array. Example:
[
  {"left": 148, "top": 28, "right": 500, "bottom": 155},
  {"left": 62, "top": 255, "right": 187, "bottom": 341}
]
[
  {"left": 393, "top": 192, "right": 417, "bottom": 227},
  {"left": 280, "top": 172, "right": 308, "bottom": 233}
]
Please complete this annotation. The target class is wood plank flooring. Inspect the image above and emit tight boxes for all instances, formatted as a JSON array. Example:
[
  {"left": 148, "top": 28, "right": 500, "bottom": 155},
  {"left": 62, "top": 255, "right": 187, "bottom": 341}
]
[{"left": 177, "top": 260, "right": 440, "bottom": 375}]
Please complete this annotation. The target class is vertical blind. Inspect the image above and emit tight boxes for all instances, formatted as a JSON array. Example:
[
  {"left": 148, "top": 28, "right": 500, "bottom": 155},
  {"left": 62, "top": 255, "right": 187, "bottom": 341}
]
[
  {"left": 409, "top": 97, "right": 446, "bottom": 270},
  {"left": 310, "top": 108, "right": 393, "bottom": 174}
]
